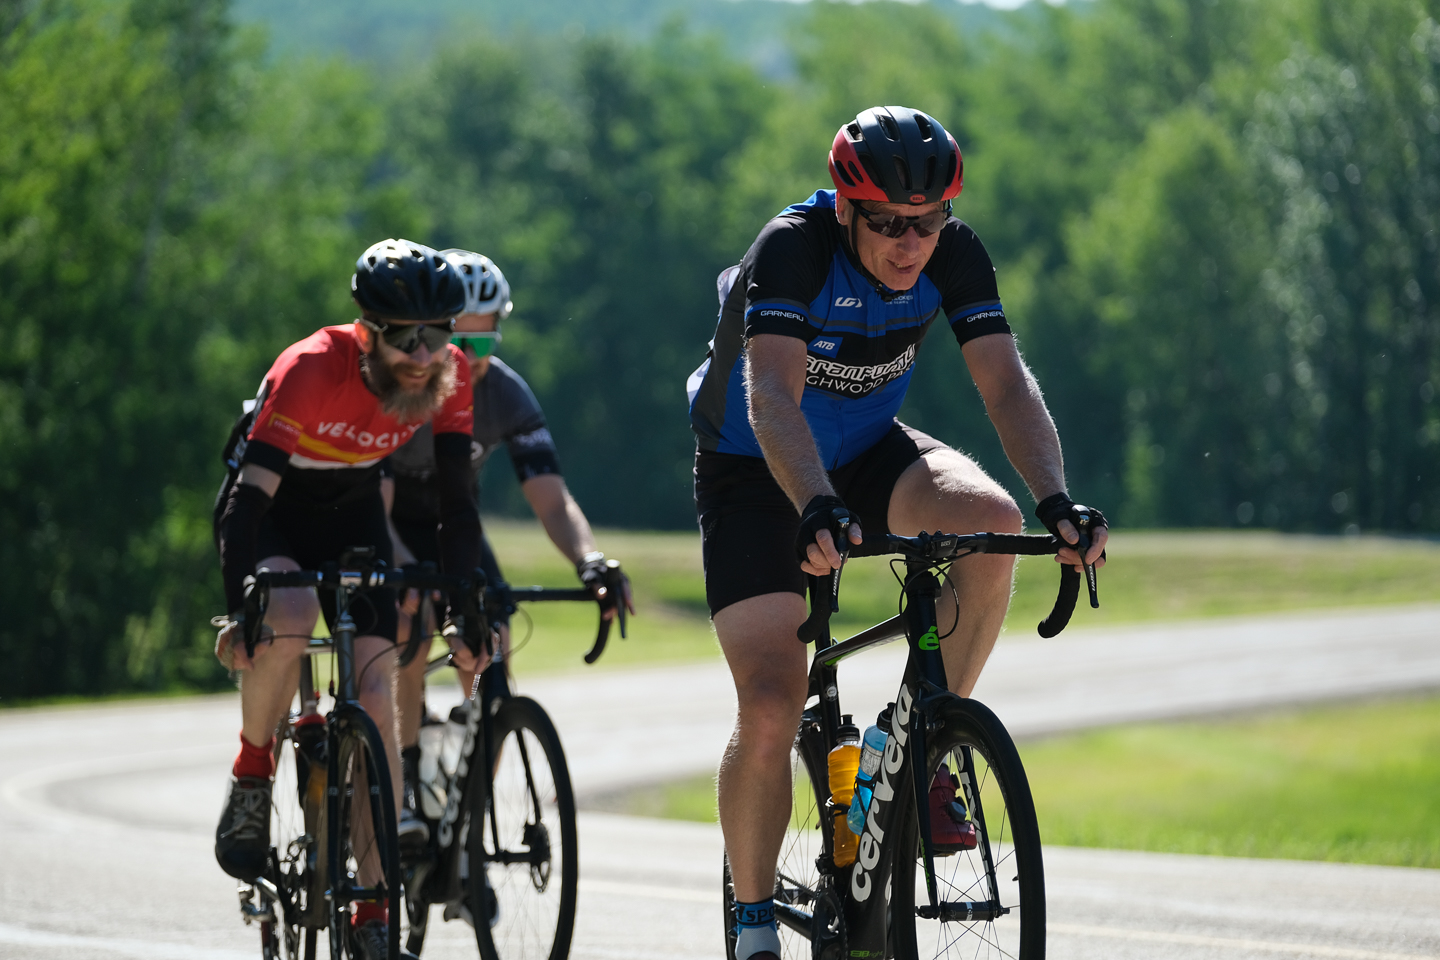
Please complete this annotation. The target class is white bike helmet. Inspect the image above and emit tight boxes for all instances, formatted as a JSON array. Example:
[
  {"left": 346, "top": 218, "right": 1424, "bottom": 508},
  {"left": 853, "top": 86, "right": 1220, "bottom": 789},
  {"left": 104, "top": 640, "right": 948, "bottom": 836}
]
[{"left": 440, "top": 249, "right": 513, "bottom": 320}]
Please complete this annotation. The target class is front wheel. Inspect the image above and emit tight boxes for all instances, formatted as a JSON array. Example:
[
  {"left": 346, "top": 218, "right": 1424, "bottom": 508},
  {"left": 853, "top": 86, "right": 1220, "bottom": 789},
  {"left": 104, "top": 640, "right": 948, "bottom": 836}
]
[
  {"left": 470, "top": 696, "right": 578, "bottom": 960},
  {"left": 891, "top": 696, "right": 1045, "bottom": 960},
  {"left": 328, "top": 707, "right": 402, "bottom": 960}
]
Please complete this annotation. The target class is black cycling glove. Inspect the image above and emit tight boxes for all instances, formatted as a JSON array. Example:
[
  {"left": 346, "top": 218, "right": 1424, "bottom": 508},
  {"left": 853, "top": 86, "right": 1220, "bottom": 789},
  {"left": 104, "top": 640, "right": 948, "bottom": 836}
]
[
  {"left": 795, "top": 495, "right": 854, "bottom": 564},
  {"left": 577, "top": 552, "right": 628, "bottom": 612},
  {"left": 1034, "top": 493, "right": 1108, "bottom": 546}
]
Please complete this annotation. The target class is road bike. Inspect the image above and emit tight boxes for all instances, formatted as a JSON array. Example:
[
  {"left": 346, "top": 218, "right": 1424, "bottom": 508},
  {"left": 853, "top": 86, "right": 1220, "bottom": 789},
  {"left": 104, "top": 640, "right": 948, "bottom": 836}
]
[
  {"left": 723, "top": 520, "right": 1100, "bottom": 960},
  {"left": 400, "top": 564, "right": 626, "bottom": 960},
  {"left": 234, "top": 549, "right": 622, "bottom": 960}
]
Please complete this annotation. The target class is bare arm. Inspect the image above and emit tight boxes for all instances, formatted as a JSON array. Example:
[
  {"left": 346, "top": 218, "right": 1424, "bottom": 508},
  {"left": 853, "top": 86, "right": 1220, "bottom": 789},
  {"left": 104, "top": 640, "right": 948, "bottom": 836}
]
[
  {"left": 963, "top": 333, "right": 1106, "bottom": 565},
  {"left": 520, "top": 473, "right": 597, "bottom": 565},
  {"left": 236, "top": 462, "right": 283, "bottom": 497},
  {"left": 961, "top": 334, "right": 1066, "bottom": 502},
  {"left": 745, "top": 333, "right": 860, "bottom": 572},
  {"left": 745, "top": 334, "right": 833, "bottom": 509}
]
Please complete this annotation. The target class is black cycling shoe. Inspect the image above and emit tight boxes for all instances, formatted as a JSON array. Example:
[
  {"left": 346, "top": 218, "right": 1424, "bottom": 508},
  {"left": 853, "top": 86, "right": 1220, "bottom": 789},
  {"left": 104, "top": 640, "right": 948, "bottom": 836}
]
[
  {"left": 214, "top": 775, "right": 272, "bottom": 880},
  {"left": 349, "top": 919, "right": 388, "bottom": 960}
]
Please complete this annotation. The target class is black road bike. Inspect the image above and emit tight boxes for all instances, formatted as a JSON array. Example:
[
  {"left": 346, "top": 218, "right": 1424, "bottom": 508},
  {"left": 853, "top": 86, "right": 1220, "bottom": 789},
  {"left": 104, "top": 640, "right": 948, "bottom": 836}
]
[
  {"left": 723, "top": 522, "right": 1100, "bottom": 960},
  {"left": 401, "top": 565, "right": 626, "bottom": 960},
  {"left": 234, "top": 550, "right": 624, "bottom": 960}
]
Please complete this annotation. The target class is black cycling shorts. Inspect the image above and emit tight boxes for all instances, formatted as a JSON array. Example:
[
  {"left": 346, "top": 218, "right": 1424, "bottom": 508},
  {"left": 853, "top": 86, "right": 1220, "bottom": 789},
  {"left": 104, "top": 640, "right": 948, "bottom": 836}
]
[
  {"left": 256, "top": 487, "right": 398, "bottom": 642},
  {"left": 390, "top": 475, "right": 508, "bottom": 623},
  {"left": 695, "top": 420, "right": 947, "bottom": 616}
]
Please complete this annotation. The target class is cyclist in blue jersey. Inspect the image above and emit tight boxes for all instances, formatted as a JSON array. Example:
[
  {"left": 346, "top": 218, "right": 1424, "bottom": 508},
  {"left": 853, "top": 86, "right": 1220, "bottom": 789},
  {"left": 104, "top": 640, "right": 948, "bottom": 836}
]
[{"left": 687, "top": 106, "right": 1108, "bottom": 960}]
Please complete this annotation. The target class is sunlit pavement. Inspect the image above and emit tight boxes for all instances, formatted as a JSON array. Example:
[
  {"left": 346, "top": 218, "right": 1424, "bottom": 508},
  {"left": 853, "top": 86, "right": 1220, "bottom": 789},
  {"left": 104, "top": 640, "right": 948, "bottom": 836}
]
[{"left": 2, "top": 603, "right": 1438, "bottom": 959}]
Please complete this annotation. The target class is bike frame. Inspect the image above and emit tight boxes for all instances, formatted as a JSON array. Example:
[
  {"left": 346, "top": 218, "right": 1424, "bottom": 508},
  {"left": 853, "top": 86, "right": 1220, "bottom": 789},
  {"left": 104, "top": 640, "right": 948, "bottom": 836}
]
[{"left": 795, "top": 558, "right": 1009, "bottom": 957}]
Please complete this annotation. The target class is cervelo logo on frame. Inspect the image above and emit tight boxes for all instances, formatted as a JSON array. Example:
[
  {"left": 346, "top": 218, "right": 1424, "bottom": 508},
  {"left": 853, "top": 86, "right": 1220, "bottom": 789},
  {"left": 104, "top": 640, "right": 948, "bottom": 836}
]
[
  {"left": 851, "top": 683, "right": 913, "bottom": 901},
  {"left": 834, "top": 297, "right": 863, "bottom": 308}
]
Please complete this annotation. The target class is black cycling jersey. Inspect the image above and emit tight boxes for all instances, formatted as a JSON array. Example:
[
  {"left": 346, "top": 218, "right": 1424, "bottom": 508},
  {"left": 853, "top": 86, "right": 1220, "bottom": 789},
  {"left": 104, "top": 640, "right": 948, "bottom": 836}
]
[{"left": 687, "top": 190, "right": 1011, "bottom": 470}]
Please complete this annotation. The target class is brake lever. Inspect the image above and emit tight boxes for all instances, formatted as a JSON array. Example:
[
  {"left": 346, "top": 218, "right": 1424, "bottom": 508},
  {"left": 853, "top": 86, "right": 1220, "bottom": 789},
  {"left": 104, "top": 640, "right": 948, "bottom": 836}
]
[{"left": 1076, "top": 518, "right": 1100, "bottom": 609}]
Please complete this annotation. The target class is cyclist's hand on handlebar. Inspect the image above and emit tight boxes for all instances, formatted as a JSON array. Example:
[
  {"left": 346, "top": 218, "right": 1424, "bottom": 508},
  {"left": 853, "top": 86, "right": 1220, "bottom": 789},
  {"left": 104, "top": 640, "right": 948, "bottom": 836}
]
[
  {"left": 796, "top": 494, "right": 862, "bottom": 576},
  {"left": 577, "top": 554, "right": 635, "bottom": 619},
  {"left": 1035, "top": 494, "right": 1109, "bottom": 570},
  {"left": 213, "top": 618, "right": 273, "bottom": 672}
]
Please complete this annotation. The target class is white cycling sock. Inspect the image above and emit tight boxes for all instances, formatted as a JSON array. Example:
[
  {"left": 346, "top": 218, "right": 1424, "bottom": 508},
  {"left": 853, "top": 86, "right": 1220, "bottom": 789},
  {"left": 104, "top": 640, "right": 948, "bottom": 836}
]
[{"left": 734, "top": 898, "right": 781, "bottom": 960}]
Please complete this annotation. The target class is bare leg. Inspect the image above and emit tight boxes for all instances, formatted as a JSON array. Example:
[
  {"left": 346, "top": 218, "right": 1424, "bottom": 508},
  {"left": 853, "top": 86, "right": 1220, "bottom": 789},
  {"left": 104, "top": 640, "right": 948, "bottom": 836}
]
[
  {"left": 713, "top": 593, "right": 810, "bottom": 903},
  {"left": 239, "top": 556, "right": 321, "bottom": 748},
  {"left": 353, "top": 633, "right": 400, "bottom": 885},
  {"left": 395, "top": 601, "right": 434, "bottom": 749},
  {"left": 886, "top": 449, "right": 1022, "bottom": 697}
]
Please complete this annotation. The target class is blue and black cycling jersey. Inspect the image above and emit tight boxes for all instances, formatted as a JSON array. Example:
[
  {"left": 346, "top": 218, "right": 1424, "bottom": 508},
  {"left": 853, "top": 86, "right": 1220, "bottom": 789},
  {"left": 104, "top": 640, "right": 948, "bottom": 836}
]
[{"left": 687, "top": 189, "right": 1012, "bottom": 469}]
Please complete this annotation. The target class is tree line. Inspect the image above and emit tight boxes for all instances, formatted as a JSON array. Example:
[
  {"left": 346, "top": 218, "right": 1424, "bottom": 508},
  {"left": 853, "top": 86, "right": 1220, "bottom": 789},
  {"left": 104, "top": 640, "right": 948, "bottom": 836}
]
[{"left": 2, "top": 0, "right": 1437, "bottom": 698}]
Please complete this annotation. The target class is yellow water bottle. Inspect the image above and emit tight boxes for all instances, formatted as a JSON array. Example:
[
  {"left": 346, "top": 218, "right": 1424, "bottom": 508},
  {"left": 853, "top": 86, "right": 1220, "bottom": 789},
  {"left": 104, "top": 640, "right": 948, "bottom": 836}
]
[{"left": 827, "top": 715, "right": 861, "bottom": 867}]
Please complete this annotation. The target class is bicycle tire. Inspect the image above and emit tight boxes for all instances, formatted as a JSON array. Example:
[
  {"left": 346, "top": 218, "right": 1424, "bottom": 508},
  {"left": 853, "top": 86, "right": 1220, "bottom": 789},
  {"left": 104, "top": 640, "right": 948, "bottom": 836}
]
[
  {"left": 328, "top": 705, "right": 403, "bottom": 960},
  {"left": 266, "top": 713, "right": 324, "bottom": 960},
  {"left": 891, "top": 695, "right": 1045, "bottom": 960},
  {"left": 722, "top": 712, "right": 832, "bottom": 960},
  {"left": 470, "top": 696, "right": 578, "bottom": 960}
]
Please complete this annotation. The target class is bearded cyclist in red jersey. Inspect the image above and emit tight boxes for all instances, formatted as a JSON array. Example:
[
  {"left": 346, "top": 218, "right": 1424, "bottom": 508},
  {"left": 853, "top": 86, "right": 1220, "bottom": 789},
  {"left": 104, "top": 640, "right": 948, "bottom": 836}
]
[
  {"left": 686, "top": 107, "right": 1108, "bottom": 960},
  {"left": 212, "top": 239, "right": 482, "bottom": 958}
]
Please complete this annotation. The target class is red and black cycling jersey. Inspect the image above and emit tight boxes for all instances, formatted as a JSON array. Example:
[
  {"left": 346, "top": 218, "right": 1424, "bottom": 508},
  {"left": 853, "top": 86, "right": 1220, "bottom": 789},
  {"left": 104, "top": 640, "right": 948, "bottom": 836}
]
[
  {"left": 217, "top": 324, "right": 480, "bottom": 613},
  {"left": 687, "top": 190, "right": 1011, "bottom": 470}
]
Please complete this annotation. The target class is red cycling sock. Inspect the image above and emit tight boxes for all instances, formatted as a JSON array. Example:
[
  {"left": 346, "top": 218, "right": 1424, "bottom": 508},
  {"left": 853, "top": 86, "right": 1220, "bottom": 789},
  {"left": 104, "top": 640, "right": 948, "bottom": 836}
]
[
  {"left": 232, "top": 732, "right": 275, "bottom": 780},
  {"left": 352, "top": 901, "right": 387, "bottom": 927}
]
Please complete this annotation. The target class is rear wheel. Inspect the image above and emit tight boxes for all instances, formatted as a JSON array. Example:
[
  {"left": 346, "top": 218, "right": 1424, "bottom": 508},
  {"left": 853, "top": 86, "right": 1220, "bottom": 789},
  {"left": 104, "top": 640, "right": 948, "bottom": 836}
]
[
  {"left": 723, "top": 711, "right": 835, "bottom": 960},
  {"left": 471, "top": 696, "right": 578, "bottom": 960},
  {"left": 328, "top": 708, "right": 402, "bottom": 960},
  {"left": 892, "top": 696, "right": 1045, "bottom": 960}
]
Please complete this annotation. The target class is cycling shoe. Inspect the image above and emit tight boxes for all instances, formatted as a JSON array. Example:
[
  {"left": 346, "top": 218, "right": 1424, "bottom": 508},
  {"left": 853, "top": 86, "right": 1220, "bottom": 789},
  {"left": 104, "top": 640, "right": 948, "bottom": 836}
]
[
  {"left": 215, "top": 775, "right": 272, "bottom": 880},
  {"left": 928, "top": 769, "right": 978, "bottom": 854}
]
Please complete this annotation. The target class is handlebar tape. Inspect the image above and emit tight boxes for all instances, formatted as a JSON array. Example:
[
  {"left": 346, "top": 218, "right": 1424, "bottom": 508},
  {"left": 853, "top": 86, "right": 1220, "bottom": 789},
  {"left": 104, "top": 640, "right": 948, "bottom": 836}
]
[
  {"left": 1037, "top": 565, "right": 1080, "bottom": 638},
  {"left": 797, "top": 574, "right": 834, "bottom": 645}
]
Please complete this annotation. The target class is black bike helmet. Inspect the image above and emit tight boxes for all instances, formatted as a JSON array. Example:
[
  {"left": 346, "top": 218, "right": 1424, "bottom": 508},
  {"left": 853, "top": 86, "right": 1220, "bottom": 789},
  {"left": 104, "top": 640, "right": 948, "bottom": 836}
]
[
  {"left": 351, "top": 239, "right": 467, "bottom": 321},
  {"left": 829, "top": 106, "right": 963, "bottom": 206}
]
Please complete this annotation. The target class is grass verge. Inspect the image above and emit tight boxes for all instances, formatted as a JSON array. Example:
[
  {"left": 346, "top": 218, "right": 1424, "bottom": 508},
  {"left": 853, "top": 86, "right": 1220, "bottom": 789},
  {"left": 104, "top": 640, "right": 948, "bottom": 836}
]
[
  {"left": 488, "top": 521, "right": 1440, "bottom": 677},
  {"left": 589, "top": 694, "right": 1440, "bottom": 869}
]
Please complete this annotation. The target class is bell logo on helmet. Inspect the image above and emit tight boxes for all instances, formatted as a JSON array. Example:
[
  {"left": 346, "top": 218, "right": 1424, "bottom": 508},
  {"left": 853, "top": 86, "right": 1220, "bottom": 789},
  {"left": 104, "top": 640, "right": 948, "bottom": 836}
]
[{"left": 910, "top": 194, "right": 926, "bottom": 204}]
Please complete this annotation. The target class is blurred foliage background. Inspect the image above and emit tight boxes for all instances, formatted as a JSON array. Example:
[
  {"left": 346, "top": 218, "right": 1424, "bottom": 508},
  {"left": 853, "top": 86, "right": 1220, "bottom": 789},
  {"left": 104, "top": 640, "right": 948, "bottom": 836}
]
[{"left": 2, "top": 0, "right": 1438, "bottom": 698}]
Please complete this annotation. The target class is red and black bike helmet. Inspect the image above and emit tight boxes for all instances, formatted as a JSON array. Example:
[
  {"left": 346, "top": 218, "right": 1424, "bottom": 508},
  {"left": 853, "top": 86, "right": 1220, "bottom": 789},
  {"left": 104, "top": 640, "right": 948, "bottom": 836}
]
[{"left": 828, "top": 106, "right": 963, "bottom": 206}]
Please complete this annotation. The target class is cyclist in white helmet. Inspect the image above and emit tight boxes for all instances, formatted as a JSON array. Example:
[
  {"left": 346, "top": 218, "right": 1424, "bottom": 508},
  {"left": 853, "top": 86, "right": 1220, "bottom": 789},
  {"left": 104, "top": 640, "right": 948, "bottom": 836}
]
[{"left": 384, "top": 249, "right": 632, "bottom": 843}]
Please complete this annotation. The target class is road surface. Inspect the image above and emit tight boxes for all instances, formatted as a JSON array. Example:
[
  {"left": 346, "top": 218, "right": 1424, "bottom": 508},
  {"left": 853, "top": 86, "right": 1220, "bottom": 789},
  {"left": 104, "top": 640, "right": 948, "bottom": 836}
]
[{"left": 2, "top": 604, "right": 1438, "bottom": 958}]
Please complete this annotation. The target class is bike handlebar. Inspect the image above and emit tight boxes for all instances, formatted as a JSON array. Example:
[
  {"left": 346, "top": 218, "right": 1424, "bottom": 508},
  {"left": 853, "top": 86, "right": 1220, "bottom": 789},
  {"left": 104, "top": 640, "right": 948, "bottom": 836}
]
[
  {"left": 796, "top": 529, "right": 1099, "bottom": 646},
  {"left": 242, "top": 560, "right": 622, "bottom": 663}
]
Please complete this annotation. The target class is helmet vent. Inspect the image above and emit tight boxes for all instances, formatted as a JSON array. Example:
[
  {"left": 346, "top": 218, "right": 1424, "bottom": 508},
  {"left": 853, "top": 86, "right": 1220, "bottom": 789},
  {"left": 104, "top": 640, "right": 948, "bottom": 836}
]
[
  {"left": 914, "top": 113, "right": 934, "bottom": 140},
  {"left": 878, "top": 113, "right": 900, "bottom": 140},
  {"left": 858, "top": 154, "right": 883, "bottom": 187},
  {"left": 892, "top": 155, "right": 911, "bottom": 190},
  {"left": 923, "top": 156, "right": 936, "bottom": 190},
  {"left": 946, "top": 153, "right": 958, "bottom": 188},
  {"left": 834, "top": 160, "right": 857, "bottom": 188},
  {"left": 847, "top": 122, "right": 863, "bottom": 141},
  {"left": 847, "top": 161, "right": 864, "bottom": 184}
]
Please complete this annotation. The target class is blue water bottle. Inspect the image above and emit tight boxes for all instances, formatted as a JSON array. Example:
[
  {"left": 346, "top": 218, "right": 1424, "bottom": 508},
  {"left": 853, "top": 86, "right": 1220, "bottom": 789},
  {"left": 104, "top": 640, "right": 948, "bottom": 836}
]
[{"left": 847, "top": 705, "right": 893, "bottom": 835}]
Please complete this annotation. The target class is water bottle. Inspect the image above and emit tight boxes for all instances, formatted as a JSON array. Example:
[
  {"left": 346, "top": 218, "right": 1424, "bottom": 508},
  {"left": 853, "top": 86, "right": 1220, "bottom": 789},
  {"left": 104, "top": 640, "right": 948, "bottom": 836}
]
[
  {"left": 827, "top": 716, "right": 861, "bottom": 867},
  {"left": 847, "top": 705, "right": 893, "bottom": 835},
  {"left": 417, "top": 720, "right": 448, "bottom": 819}
]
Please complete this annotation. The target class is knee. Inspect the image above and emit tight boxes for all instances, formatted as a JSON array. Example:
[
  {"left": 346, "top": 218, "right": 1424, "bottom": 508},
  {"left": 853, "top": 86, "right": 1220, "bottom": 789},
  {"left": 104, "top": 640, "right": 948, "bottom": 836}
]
[
  {"left": 978, "top": 491, "right": 1023, "bottom": 535},
  {"left": 735, "top": 678, "right": 807, "bottom": 757}
]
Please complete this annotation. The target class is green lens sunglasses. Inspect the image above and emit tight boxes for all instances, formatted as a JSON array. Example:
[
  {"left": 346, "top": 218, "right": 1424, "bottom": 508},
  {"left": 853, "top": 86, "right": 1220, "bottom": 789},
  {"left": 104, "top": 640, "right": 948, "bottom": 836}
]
[{"left": 451, "top": 330, "right": 502, "bottom": 358}]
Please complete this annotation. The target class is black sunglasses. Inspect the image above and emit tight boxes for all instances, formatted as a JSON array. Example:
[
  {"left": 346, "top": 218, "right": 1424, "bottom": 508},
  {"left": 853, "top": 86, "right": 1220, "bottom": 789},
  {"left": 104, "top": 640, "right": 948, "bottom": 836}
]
[
  {"left": 853, "top": 201, "right": 952, "bottom": 239},
  {"left": 366, "top": 318, "right": 455, "bottom": 354}
]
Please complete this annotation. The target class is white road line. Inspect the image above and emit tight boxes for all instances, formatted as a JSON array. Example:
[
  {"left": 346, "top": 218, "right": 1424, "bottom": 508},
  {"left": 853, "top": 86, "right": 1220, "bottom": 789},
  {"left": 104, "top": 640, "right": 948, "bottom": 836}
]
[
  {"left": 0, "top": 921, "right": 253, "bottom": 960},
  {"left": 1051, "top": 922, "right": 1439, "bottom": 959}
]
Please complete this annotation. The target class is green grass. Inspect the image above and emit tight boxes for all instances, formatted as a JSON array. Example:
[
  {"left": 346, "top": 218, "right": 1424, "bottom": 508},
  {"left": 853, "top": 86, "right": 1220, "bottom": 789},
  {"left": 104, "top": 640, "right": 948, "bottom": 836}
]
[
  {"left": 585, "top": 695, "right": 1440, "bottom": 869},
  {"left": 488, "top": 521, "right": 1440, "bottom": 677},
  {"left": 1024, "top": 695, "right": 1440, "bottom": 867}
]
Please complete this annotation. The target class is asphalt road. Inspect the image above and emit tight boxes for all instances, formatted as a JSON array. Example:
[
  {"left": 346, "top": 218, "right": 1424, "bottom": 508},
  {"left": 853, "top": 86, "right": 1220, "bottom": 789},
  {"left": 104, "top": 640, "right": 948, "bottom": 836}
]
[{"left": 2, "top": 603, "right": 1438, "bottom": 959}]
